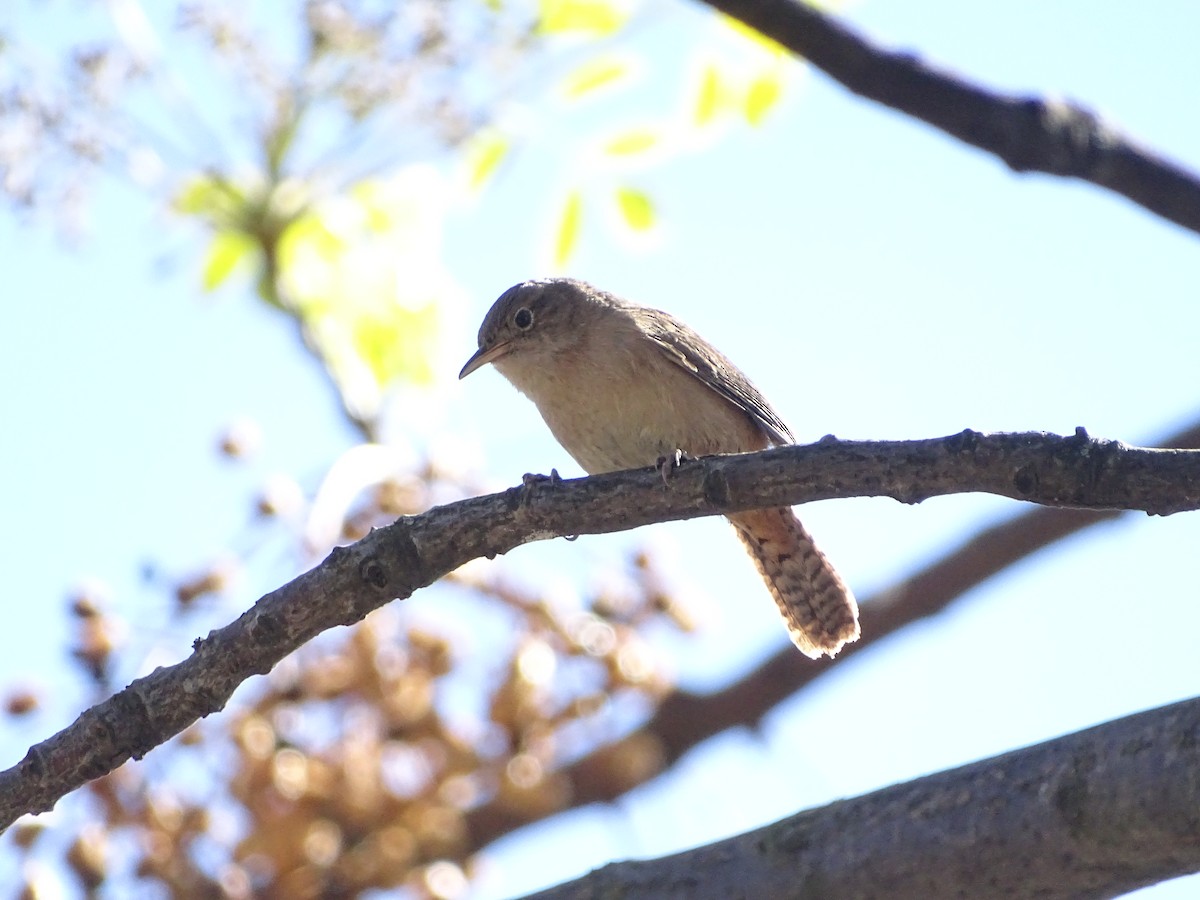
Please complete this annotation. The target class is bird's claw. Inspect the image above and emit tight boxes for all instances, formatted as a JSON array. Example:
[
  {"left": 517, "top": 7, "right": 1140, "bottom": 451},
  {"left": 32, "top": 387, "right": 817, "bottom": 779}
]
[
  {"left": 655, "top": 449, "right": 692, "bottom": 486},
  {"left": 521, "top": 468, "right": 562, "bottom": 488},
  {"left": 519, "top": 468, "right": 561, "bottom": 507}
]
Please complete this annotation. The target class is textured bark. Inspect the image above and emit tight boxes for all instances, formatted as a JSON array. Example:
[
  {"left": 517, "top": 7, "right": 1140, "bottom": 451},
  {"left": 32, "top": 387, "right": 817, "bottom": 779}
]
[
  {"left": 524, "top": 696, "right": 1200, "bottom": 900},
  {"left": 2, "top": 429, "right": 1199, "bottom": 831}
]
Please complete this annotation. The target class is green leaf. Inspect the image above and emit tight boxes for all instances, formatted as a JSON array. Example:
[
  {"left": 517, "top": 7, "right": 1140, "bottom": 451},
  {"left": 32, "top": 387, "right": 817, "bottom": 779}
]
[
  {"left": 174, "top": 178, "right": 216, "bottom": 217},
  {"left": 537, "top": 0, "right": 627, "bottom": 36},
  {"left": 283, "top": 209, "right": 348, "bottom": 262},
  {"left": 560, "top": 55, "right": 631, "bottom": 99},
  {"left": 258, "top": 170, "right": 457, "bottom": 417},
  {"left": 274, "top": 210, "right": 349, "bottom": 315},
  {"left": 353, "top": 301, "right": 440, "bottom": 388},
  {"left": 614, "top": 187, "right": 654, "bottom": 231},
  {"left": 554, "top": 191, "right": 583, "bottom": 266},
  {"left": 173, "top": 174, "right": 246, "bottom": 225},
  {"left": 347, "top": 180, "right": 416, "bottom": 234},
  {"left": 201, "top": 229, "right": 257, "bottom": 291},
  {"left": 745, "top": 70, "right": 783, "bottom": 125},
  {"left": 694, "top": 63, "right": 723, "bottom": 127},
  {"left": 603, "top": 128, "right": 658, "bottom": 156},
  {"left": 465, "top": 130, "right": 510, "bottom": 190},
  {"left": 174, "top": 175, "right": 222, "bottom": 216}
]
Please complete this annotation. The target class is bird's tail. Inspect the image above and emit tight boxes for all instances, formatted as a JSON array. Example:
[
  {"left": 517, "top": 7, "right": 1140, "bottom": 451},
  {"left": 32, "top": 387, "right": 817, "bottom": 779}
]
[{"left": 728, "top": 507, "right": 860, "bottom": 659}]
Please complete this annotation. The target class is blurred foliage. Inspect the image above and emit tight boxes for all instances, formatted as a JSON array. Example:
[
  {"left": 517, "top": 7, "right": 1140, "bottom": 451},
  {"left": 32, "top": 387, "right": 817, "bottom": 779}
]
[
  {"left": 13, "top": 469, "right": 690, "bottom": 898},
  {"left": 1, "top": 0, "right": 816, "bottom": 896}
]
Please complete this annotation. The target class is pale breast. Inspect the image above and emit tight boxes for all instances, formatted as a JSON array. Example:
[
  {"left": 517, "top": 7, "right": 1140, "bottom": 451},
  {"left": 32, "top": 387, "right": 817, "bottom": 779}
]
[{"left": 496, "top": 317, "right": 770, "bottom": 474}]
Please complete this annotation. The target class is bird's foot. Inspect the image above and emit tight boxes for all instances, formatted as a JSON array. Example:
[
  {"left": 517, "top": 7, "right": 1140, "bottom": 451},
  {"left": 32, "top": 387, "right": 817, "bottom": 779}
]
[
  {"left": 655, "top": 449, "right": 693, "bottom": 486},
  {"left": 519, "top": 468, "right": 562, "bottom": 507}
]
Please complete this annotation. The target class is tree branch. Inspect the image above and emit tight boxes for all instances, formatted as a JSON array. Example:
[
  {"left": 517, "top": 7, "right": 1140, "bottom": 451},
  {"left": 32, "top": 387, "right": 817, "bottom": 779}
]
[
  {"left": 700, "top": 0, "right": 1200, "bottom": 237},
  {"left": 521, "top": 695, "right": 1200, "bottom": 899},
  {"left": 3, "top": 429, "right": 1199, "bottom": 830},
  {"left": 463, "top": 420, "right": 1200, "bottom": 851}
]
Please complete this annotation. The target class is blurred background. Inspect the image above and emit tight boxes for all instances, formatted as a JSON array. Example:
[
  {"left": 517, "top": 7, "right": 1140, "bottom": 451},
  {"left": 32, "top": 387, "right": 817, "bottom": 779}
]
[{"left": 2, "top": 0, "right": 1198, "bottom": 897}]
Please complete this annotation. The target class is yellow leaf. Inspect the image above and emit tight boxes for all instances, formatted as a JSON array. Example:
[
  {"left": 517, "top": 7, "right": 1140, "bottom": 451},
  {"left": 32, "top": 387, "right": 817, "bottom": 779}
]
[
  {"left": 538, "top": 0, "right": 627, "bottom": 35},
  {"left": 276, "top": 212, "right": 347, "bottom": 313},
  {"left": 694, "top": 64, "right": 722, "bottom": 126},
  {"left": 465, "top": 130, "right": 510, "bottom": 190},
  {"left": 719, "top": 13, "right": 787, "bottom": 58},
  {"left": 173, "top": 174, "right": 246, "bottom": 225},
  {"left": 353, "top": 302, "right": 440, "bottom": 388},
  {"left": 350, "top": 181, "right": 397, "bottom": 233},
  {"left": 560, "top": 55, "right": 630, "bottom": 99},
  {"left": 604, "top": 128, "right": 658, "bottom": 156},
  {"left": 554, "top": 191, "right": 583, "bottom": 267},
  {"left": 174, "top": 176, "right": 219, "bottom": 215},
  {"left": 745, "top": 71, "right": 783, "bottom": 125},
  {"left": 202, "top": 229, "right": 257, "bottom": 291},
  {"left": 614, "top": 187, "right": 654, "bottom": 231},
  {"left": 279, "top": 214, "right": 346, "bottom": 277}
]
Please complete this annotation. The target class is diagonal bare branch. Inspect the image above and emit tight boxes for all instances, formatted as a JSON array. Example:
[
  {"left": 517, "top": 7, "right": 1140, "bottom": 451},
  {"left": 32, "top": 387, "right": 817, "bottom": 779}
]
[
  {"left": 465, "top": 420, "right": 1200, "bottom": 851},
  {"left": 521, "top": 695, "right": 1200, "bottom": 899},
  {"left": 701, "top": 0, "right": 1200, "bottom": 237},
  {"left": 2, "top": 429, "right": 1199, "bottom": 831}
]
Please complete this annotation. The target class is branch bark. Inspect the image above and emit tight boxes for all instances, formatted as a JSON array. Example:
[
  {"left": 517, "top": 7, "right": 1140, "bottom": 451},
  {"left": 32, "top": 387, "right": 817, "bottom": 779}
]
[
  {"left": 521, "top": 695, "right": 1200, "bottom": 900},
  {"left": 463, "top": 421, "right": 1200, "bottom": 851},
  {"left": 3, "top": 429, "right": 1199, "bottom": 831},
  {"left": 700, "top": 0, "right": 1200, "bottom": 238}
]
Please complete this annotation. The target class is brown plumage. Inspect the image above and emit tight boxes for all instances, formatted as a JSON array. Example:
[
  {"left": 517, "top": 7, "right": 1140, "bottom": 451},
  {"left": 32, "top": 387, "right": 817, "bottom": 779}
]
[
  {"left": 728, "top": 507, "right": 859, "bottom": 658},
  {"left": 459, "top": 277, "right": 860, "bottom": 658}
]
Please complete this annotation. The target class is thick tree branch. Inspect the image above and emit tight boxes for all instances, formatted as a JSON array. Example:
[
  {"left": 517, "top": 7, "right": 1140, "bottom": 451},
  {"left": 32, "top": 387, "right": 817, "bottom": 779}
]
[
  {"left": 466, "top": 421, "right": 1200, "bottom": 851},
  {"left": 2, "top": 429, "right": 1199, "bottom": 831},
  {"left": 522, "top": 695, "right": 1200, "bottom": 899},
  {"left": 700, "top": 0, "right": 1200, "bottom": 237}
]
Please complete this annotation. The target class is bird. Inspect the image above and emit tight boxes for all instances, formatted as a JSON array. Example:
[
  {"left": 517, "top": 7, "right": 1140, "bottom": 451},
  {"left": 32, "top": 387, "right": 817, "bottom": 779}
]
[{"left": 459, "top": 277, "right": 859, "bottom": 658}]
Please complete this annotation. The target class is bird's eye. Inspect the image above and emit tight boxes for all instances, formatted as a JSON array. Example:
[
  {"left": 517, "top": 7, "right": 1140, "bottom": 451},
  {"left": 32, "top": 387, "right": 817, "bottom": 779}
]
[{"left": 514, "top": 307, "right": 534, "bottom": 330}]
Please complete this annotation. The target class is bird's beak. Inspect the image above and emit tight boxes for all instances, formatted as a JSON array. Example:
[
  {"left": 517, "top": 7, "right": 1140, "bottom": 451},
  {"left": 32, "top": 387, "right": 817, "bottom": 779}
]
[{"left": 459, "top": 341, "right": 514, "bottom": 379}]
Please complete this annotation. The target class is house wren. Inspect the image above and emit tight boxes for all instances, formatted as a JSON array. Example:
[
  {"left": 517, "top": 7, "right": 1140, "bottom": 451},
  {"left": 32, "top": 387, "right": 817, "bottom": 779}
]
[{"left": 459, "top": 277, "right": 859, "bottom": 658}]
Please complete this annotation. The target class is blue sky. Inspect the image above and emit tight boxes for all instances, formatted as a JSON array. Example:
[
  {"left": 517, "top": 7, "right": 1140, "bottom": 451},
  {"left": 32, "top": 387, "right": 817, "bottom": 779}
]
[{"left": 4, "top": 1, "right": 1200, "bottom": 897}]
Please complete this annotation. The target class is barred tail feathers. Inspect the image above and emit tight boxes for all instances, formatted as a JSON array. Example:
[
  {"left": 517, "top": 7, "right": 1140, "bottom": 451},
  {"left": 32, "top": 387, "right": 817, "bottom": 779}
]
[{"left": 729, "top": 507, "right": 860, "bottom": 659}]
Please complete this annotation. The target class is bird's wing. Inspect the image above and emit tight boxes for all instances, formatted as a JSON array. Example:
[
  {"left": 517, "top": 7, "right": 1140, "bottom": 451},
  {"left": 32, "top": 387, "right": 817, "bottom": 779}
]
[{"left": 632, "top": 307, "right": 795, "bottom": 446}]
